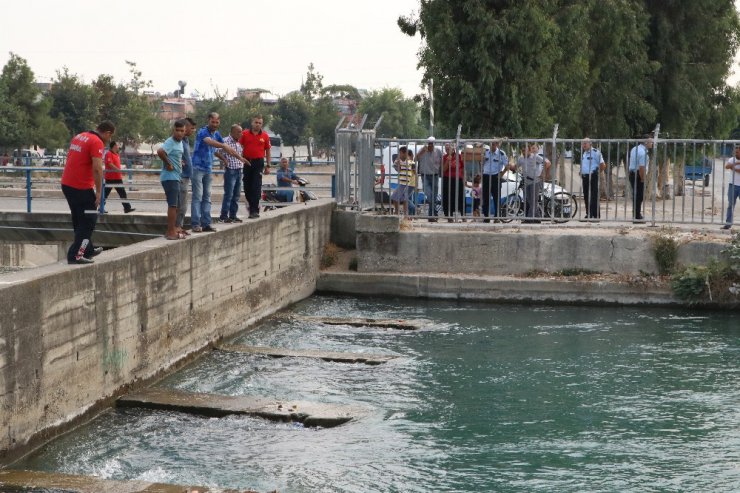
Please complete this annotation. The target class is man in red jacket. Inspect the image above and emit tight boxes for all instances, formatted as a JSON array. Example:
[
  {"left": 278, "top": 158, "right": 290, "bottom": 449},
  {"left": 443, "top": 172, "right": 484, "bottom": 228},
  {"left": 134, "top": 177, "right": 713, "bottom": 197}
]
[{"left": 61, "top": 121, "right": 115, "bottom": 264}]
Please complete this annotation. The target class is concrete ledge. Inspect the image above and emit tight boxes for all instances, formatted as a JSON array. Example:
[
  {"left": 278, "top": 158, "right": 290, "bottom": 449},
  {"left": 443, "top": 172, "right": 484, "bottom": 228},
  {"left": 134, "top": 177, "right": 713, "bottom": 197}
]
[
  {"left": 356, "top": 213, "right": 400, "bottom": 233},
  {"left": 294, "top": 315, "right": 425, "bottom": 330},
  {"left": 217, "top": 344, "right": 396, "bottom": 365},
  {"left": 118, "top": 388, "right": 355, "bottom": 428},
  {"left": 317, "top": 271, "right": 680, "bottom": 306},
  {"left": 0, "top": 469, "right": 204, "bottom": 493}
]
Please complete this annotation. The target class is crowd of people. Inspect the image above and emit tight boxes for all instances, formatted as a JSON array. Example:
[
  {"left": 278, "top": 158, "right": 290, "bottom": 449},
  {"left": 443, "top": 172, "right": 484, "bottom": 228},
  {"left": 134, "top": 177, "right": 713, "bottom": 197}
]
[
  {"left": 60, "top": 113, "right": 273, "bottom": 264},
  {"left": 384, "top": 134, "right": 672, "bottom": 225}
]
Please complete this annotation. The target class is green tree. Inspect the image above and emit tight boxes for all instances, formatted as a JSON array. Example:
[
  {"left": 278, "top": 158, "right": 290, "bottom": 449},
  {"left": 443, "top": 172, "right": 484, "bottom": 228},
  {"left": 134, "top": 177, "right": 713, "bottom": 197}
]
[
  {"left": 644, "top": 0, "right": 740, "bottom": 137},
  {"left": 358, "top": 88, "right": 425, "bottom": 138},
  {"left": 0, "top": 53, "right": 49, "bottom": 148},
  {"left": 271, "top": 92, "right": 311, "bottom": 158},
  {"left": 50, "top": 68, "right": 98, "bottom": 136},
  {"left": 400, "top": 0, "right": 739, "bottom": 138},
  {"left": 300, "top": 63, "right": 324, "bottom": 102},
  {"left": 310, "top": 95, "right": 340, "bottom": 148}
]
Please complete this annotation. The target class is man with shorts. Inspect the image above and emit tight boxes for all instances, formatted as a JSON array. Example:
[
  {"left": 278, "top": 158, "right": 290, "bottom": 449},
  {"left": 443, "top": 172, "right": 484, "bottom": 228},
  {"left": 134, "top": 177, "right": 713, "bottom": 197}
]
[
  {"left": 61, "top": 121, "right": 115, "bottom": 264},
  {"left": 157, "top": 120, "right": 186, "bottom": 239},
  {"left": 176, "top": 117, "right": 196, "bottom": 235}
]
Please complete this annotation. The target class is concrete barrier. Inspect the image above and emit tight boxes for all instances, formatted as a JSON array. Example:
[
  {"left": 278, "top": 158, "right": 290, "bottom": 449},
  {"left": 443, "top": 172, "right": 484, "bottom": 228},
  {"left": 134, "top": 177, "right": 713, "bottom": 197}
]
[
  {"left": 0, "top": 199, "right": 333, "bottom": 461},
  {"left": 355, "top": 215, "right": 727, "bottom": 275}
]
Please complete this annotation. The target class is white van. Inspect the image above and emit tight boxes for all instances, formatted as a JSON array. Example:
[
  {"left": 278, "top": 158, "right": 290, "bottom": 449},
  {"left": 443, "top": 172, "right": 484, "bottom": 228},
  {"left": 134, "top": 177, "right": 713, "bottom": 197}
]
[{"left": 269, "top": 134, "right": 282, "bottom": 164}]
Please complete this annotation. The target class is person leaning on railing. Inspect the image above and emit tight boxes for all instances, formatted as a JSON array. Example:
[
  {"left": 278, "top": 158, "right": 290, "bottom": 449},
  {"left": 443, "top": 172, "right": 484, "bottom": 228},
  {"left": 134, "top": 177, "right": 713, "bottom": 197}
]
[
  {"left": 517, "top": 143, "right": 551, "bottom": 223},
  {"left": 442, "top": 143, "right": 465, "bottom": 222},
  {"left": 723, "top": 145, "right": 740, "bottom": 230}
]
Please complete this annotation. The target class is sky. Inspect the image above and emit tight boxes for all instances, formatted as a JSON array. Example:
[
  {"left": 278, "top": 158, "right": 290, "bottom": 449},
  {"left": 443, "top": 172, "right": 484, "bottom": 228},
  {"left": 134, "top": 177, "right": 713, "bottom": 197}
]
[{"left": 0, "top": 0, "right": 425, "bottom": 99}]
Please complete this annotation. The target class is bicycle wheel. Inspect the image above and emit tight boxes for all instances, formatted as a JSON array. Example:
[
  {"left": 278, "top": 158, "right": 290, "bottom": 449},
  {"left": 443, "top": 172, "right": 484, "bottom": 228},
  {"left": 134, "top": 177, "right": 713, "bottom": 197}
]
[
  {"left": 545, "top": 192, "right": 577, "bottom": 222},
  {"left": 500, "top": 194, "right": 523, "bottom": 223}
]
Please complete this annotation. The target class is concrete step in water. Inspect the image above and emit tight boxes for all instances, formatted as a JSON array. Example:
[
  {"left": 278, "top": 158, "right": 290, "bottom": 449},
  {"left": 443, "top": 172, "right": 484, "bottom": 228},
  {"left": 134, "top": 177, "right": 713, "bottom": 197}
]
[
  {"left": 0, "top": 469, "right": 219, "bottom": 493},
  {"left": 216, "top": 343, "right": 397, "bottom": 365},
  {"left": 293, "top": 315, "right": 426, "bottom": 330},
  {"left": 118, "top": 389, "right": 355, "bottom": 428}
]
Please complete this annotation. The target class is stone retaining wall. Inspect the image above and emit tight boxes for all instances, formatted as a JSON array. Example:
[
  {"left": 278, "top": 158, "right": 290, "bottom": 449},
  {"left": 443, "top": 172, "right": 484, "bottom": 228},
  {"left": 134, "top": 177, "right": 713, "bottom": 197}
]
[{"left": 0, "top": 200, "right": 333, "bottom": 461}]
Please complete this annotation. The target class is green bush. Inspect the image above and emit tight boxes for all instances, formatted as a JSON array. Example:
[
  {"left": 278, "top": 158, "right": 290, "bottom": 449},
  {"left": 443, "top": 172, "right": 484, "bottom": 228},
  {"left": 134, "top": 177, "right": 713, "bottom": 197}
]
[
  {"left": 653, "top": 235, "right": 679, "bottom": 275},
  {"left": 671, "top": 258, "right": 738, "bottom": 305}
]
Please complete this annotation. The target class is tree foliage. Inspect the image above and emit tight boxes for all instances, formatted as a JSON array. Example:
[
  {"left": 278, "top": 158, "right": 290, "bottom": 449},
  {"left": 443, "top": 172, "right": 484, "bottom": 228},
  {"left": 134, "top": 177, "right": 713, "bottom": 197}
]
[
  {"left": 400, "top": 0, "right": 740, "bottom": 138},
  {"left": 49, "top": 68, "right": 99, "bottom": 137},
  {"left": 271, "top": 92, "right": 311, "bottom": 155},
  {"left": 0, "top": 53, "right": 49, "bottom": 148},
  {"left": 358, "top": 88, "right": 425, "bottom": 138}
]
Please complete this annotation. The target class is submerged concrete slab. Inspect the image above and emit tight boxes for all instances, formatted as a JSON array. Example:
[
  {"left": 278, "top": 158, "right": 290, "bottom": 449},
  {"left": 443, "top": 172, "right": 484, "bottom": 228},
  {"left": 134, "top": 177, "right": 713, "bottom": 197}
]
[
  {"left": 294, "top": 315, "right": 426, "bottom": 330},
  {"left": 0, "top": 469, "right": 207, "bottom": 493},
  {"left": 217, "top": 343, "right": 396, "bottom": 365},
  {"left": 118, "top": 389, "right": 355, "bottom": 428}
]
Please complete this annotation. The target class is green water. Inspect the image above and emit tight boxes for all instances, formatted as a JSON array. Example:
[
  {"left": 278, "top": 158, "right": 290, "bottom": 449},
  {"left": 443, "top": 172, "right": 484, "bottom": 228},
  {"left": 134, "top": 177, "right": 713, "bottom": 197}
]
[{"left": 18, "top": 297, "right": 740, "bottom": 492}]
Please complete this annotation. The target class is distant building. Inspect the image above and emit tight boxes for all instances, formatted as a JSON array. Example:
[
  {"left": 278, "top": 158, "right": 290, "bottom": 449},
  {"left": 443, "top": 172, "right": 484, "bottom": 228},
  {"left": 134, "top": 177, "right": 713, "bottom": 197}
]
[{"left": 158, "top": 97, "right": 196, "bottom": 122}]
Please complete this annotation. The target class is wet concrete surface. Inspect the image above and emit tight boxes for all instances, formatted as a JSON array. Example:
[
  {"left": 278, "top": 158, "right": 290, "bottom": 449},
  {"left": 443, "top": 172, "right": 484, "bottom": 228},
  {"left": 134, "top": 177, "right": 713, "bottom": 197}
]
[
  {"left": 117, "top": 389, "right": 356, "bottom": 428},
  {"left": 216, "top": 344, "right": 396, "bottom": 365}
]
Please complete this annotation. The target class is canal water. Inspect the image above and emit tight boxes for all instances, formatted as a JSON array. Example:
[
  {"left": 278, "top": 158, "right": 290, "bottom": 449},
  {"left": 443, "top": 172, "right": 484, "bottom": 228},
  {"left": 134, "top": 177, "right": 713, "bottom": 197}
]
[{"left": 18, "top": 296, "right": 740, "bottom": 492}]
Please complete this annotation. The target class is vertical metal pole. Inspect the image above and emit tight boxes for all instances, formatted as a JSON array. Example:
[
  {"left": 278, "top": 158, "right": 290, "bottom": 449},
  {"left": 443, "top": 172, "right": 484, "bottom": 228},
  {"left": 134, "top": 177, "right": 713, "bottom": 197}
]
[
  {"left": 455, "top": 124, "right": 462, "bottom": 220},
  {"left": 429, "top": 79, "right": 435, "bottom": 137},
  {"left": 551, "top": 124, "right": 559, "bottom": 219},
  {"left": 649, "top": 124, "right": 661, "bottom": 226},
  {"left": 25, "top": 167, "right": 32, "bottom": 213}
]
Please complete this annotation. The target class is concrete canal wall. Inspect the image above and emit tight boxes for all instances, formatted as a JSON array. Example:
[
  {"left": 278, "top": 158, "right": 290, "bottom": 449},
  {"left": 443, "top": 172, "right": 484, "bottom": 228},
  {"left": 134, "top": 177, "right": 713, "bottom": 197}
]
[
  {"left": 0, "top": 200, "right": 333, "bottom": 461},
  {"left": 352, "top": 214, "right": 727, "bottom": 276}
]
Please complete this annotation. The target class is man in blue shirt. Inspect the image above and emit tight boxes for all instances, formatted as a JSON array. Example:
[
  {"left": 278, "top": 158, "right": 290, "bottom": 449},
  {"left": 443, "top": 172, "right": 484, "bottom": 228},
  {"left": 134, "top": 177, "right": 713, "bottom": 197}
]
[
  {"left": 481, "top": 139, "right": 510, "bottom": 222},
  {"left": 276, "top": 157, "right": 299, "bottom": 202},
  {"left": 176, "top": 117, "right": 195, "bottom": 235},
  {"left": 628, "top": 134, "right": 653, "bottom": 222},
  {"left": 580, "top": 138, "right": 605, "bottom": 220},
  {"left": 191, "top": 112, "right": 245, "bottom": 233},
  {"left": 157, "top": 120, "right": 185, "bottom": 240}
]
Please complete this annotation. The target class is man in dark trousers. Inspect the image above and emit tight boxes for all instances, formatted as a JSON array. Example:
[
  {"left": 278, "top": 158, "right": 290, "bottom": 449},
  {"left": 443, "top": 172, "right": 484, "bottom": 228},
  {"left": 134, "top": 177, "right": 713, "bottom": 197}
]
[
  {"left": 240, "top": 115, "right": 271, "bottom": 218},
  {"left": 61, "top": 121, "right": 115, "bottom": 264}
]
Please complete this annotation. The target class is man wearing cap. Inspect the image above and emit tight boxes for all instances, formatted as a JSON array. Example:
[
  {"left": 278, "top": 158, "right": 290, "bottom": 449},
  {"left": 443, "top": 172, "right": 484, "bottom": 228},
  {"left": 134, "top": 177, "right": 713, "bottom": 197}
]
[
  {"left": 580, "top": 138, "right": 605, "bottom": 220},
  {"left": 481, "top": 140, "right": 510, "bottom": 222},
  {"left": 416, "top": 136, "right": 443, "bottom": 221}
]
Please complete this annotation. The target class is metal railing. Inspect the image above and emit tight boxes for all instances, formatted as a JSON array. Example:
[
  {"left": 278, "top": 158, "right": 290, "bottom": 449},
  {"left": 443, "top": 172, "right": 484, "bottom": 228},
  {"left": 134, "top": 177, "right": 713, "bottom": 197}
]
[
  {"left": 344, "top": 127, "right": 739, "bottom": 228},
  {"left": 0, "top": 165, "right": 331, "bottom": 214}
]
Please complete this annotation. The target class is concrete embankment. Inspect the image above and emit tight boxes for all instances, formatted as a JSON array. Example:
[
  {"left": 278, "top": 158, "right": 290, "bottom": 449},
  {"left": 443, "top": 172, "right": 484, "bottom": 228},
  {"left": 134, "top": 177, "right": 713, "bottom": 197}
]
[{"left": 0, "top": 200, "right": 333, "bottom": 462}]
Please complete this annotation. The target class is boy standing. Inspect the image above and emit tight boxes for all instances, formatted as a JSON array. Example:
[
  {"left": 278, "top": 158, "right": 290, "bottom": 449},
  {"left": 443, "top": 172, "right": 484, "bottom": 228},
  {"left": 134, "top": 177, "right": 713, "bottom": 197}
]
[
  {"left": 157, "top": 121, "right": 186, "bottom": 240},
  {"left": 391, "top": 146, "right": 417, "bottom": 217}
]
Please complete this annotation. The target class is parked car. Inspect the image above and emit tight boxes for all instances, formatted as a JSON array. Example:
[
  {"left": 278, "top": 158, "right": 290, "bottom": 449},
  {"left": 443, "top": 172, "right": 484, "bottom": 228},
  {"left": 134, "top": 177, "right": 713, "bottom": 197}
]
[
  {"left": 43, "top": 148, "right": 67, "bottom": 166},
  {"left": 12, "top": 149, "right": 43, "bottom": 166}
]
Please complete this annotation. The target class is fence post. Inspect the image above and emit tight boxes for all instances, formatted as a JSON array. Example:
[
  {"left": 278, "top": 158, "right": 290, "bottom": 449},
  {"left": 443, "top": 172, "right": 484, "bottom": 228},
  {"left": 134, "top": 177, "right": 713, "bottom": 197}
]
[
  {"left": 551, "top": 124, "right": 559, "bottom": 218},
  {"left": 650, "top": 123, "right": 661, "bottom": 227},
  {"left": 25, "top": 166, "right": 32, "bottom": 213}
]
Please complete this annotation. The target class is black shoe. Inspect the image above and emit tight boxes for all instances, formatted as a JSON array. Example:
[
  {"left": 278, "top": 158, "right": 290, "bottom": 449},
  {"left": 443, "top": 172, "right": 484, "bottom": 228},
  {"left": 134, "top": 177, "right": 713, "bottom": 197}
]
[
  {"left": 68, "top": 257, "right": 94, "bottom": 265},
  {"left": 722, "top": 224, "right": 731, "bottom": 230},
  {"left": 202, "top": 226, "right": 218, "bottom": 232},
  {"left": 88, "top": 247, "right": 104, "bottom": 257},
  {"left": 124, "top": 208, "right": 135, "bottom": 213},
  {"left": 428, "top": 218, "right": 438, "bottom": 223},
  {"left": 214, "top": 217, "right": 227, "bottom": 223},
  {"left": 249, "top": 213, "right": 260, "bottom": 219},
  {"left": 230, "top": 217, "right": 243, "bottom": 223},
  {"left": 223, "top": 218, "right": 234, "bottom": 223},
  {"left": 483, "top": 219, "right": 491, "bottom": 223}
]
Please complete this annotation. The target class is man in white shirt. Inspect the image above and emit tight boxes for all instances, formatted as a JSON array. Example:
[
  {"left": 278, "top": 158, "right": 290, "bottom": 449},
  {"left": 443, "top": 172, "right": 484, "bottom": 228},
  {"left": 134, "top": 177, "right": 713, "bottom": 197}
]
[{"left": 723, "top": 145, "right": 740, "bottom": 230}]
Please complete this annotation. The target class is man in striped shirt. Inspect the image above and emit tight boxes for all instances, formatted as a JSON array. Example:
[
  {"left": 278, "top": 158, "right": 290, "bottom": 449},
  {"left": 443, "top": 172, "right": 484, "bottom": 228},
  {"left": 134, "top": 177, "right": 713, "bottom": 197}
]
[
  {"left": 215, "top": 124, "right": 244, "bottom": 223},
  {"left": 391, "top": 145, "right": 417, "bottom": 216}
]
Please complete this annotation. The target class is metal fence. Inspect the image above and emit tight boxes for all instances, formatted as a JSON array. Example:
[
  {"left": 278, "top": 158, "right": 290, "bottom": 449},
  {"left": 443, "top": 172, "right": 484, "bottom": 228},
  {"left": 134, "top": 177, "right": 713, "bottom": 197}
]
[
  {"left": 0, "top": 164, "right": 332, "bottom": 214},
  {"left": 334, "top": 125, "right": 739, "bottom": 228}
]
